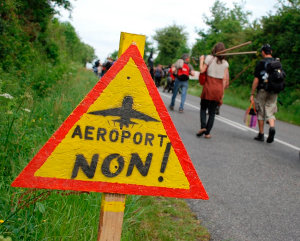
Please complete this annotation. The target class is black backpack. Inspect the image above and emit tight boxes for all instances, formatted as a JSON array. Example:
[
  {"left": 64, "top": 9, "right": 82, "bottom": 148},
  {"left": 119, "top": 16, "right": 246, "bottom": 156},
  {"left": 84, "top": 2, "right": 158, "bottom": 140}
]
[{"left": 263, "top": 58, "right": 286, "bottom": 93}]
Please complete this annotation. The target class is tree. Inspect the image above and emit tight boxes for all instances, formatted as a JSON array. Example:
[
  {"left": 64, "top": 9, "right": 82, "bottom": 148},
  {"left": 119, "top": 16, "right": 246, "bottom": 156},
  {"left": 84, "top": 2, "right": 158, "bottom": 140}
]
[
  {"left": 256, "top": 0, "right": 300, "bottom": 87},
  {"left": 0, "top": 0, "right": 95, "bottom": 97},
  {"left": 153, "top": 24, "right": 189, "bottom": 65},
  {"left": 143, "top": 38, "right": 154, "bottom": 62},
  {"left": 191, "top": 0, "right": 253, "bottom": 85},
  {"left": 192, "top": 0, "right": 251, "bottom": 55}
]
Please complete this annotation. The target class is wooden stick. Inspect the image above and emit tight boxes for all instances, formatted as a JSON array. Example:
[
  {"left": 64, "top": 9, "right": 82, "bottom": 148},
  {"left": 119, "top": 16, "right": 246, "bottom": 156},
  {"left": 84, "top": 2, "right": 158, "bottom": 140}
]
[
  {"left": 230, "top": 63, "right": 253, "bottom": 82},
  {"left": 97, "top": 193, "right": 126, "bottom": 241},
  {"left": 216, "top": 51, "right": 257, "bottom": 56},
  {"left": 216, "top": 41, "right": 252, "bottom": 55}
]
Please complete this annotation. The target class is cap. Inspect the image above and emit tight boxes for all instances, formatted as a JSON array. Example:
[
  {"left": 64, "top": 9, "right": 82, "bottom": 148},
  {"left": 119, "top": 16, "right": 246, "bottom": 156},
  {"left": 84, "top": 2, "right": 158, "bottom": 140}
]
[
  {"left": 181, "top": 53, "right": 190, "bottom": 60},
  {"left": 261, "top": 44, "right": 272, "bottom": 53}
]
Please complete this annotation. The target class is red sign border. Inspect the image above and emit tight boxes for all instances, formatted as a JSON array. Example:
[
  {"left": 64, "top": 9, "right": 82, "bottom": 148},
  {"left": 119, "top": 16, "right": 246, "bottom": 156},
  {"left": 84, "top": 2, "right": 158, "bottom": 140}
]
[{"left": 11, "top": 45, "right": 208, "bottom": 200}]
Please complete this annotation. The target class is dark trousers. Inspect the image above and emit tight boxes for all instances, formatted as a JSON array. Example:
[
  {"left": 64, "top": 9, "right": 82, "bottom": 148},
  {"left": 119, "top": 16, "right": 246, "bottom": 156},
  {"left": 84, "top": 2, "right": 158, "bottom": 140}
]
[
  {"left": 200, "top": 99, "right": 218, "bottom": 135},
  {"left": 155, "top": 77, "right": 162, "bottom": 87}
]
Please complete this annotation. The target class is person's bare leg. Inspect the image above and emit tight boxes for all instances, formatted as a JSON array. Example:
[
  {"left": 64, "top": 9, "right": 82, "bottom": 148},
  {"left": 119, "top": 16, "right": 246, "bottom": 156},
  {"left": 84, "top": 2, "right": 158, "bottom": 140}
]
[
  {"left": 254, "top": 120, "right": 265, "bottom": 141},
  {"left": 267, "top": 118, "right": 276, "bottom": 143}
]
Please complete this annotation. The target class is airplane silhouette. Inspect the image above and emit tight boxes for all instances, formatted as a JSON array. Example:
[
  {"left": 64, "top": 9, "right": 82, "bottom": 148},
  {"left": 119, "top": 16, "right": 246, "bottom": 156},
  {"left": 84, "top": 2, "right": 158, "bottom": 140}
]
[{"left": 88, "top": 96, "right": 159, "bottom": 129}]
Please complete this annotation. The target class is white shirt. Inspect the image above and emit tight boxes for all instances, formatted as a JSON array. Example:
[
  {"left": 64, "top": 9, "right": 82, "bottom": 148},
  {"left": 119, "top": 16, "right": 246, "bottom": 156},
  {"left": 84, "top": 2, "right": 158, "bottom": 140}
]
[{"left": 205, "top": 55, "right": 229, "bottom": 79}]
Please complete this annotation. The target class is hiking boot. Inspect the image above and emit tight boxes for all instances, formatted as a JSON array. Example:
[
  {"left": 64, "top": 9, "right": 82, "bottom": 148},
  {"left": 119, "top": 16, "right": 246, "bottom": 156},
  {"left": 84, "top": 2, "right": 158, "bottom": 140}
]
[
  {"left": 254, "top": 133, "right": 264, "bottom": 142},
  {"left": 267, "top": 127, "right": 276, "bottom": 143},
  {"left": 179, "top": 108, "right": 183, "bottom": 113},
  {"left": 169, "top": 105, "right": 174, "bottom": 111}
]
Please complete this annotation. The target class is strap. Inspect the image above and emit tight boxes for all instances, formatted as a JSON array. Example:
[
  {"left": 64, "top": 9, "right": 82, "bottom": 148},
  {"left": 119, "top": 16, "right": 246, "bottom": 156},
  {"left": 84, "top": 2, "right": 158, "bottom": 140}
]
[
  {"left": 263, "top": 57, "right": 274, "bottom": 70},
  {"left": 249, "top": 100, "right": 257, "bottom": 113},
  {"left": 206, "top": 56, "right": 214, "bottom": 70}
]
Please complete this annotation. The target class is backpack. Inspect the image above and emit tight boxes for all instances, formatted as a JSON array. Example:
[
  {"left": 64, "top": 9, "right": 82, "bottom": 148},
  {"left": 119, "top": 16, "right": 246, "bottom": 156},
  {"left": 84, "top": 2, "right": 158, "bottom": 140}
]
[
  {"left": 174, "top": 59, "right": 184, "bottom": 70},
  {"left": 177, "top": 63, "right": 190, "bottom": 81},
  {"left": 263, "top": 58, "right": 286, "bottom": 93}
]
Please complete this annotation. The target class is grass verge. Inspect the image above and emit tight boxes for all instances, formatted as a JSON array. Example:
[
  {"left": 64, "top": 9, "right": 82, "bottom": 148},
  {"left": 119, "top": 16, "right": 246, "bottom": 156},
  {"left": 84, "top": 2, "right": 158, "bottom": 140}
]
[{"left": 187, "top": 80, "right": 300, "bottom": 126}]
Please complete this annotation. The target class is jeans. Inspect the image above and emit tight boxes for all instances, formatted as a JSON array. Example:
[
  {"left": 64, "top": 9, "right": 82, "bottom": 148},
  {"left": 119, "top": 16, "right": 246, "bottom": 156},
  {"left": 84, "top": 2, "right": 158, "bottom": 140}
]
[
  {"left": 170, "top": 78, "right": 188, "bottom": 110},
  {"left": 200, "top": 99, "right": 218, "bottom": 135}
]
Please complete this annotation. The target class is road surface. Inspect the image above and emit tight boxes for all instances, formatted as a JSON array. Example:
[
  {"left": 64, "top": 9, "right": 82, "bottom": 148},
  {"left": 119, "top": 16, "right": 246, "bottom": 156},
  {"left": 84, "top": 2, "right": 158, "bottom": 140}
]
[{"left": 158, "top": 89, "right": 300, "bottom": 241}]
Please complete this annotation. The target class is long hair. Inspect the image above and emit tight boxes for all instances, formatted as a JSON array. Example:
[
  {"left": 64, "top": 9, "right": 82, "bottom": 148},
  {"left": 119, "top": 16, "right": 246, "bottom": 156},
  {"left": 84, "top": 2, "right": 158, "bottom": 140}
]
[{"left": 211, "top": 42, "right": 226, "bottom": 64}]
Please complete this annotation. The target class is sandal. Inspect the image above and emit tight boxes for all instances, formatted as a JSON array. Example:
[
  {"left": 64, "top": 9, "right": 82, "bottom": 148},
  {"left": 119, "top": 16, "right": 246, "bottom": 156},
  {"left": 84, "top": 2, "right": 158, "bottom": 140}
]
[
  {"left": 196, "top": 128, "right": 207, "bottom": 137},
  {"left": 204, "top": 134, "right": 211, "bottom": 139}
]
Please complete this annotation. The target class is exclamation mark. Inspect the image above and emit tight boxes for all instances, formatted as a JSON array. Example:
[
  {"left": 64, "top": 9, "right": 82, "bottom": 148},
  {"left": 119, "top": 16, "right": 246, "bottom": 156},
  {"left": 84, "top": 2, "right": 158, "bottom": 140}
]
[{"left": 158, "top": 142, "right": 171, "bottom": 182}]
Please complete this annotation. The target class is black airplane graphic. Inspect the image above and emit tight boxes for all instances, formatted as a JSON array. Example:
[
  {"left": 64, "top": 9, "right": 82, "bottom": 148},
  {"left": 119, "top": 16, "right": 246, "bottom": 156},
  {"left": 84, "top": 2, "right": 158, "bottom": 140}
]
[{"left": 88, "top": 96, "right": 159, "bottom": 129}]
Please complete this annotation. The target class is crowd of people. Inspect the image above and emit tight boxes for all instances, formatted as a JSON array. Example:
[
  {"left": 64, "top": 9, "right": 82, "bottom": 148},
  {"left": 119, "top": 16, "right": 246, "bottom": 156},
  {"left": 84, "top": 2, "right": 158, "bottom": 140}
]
[
  {"left": 151, "top": 43, "right": 280, "bottom": 143},
  {"left": 93, "top": 42, "right": 281, "bottom": 143},
  {"left": 92, "top": 57, "right": 115, "bottom": 78}
]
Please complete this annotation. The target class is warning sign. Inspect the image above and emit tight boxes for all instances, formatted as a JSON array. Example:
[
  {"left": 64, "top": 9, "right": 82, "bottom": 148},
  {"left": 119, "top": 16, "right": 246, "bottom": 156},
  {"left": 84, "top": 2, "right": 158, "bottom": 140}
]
[{"left": 12, "top": 44, "right": 208, "bottom": 199}]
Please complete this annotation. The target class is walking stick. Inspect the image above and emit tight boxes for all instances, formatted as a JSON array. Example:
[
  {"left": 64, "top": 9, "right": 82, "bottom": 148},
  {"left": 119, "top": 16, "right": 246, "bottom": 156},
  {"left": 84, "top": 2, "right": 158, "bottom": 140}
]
[
  {"left": 216, "top": 41, "right": 252, "bottom": 55},
  {"left": 216, "top": 51, "right": 257, "bottom": 56}
]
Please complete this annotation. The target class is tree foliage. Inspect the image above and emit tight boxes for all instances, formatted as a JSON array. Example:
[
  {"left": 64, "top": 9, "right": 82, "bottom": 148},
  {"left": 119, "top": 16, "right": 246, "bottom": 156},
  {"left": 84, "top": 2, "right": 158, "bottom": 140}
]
[
  {"left": 153, "top": 24, "right": 189, "bottom": 65},
  {"left": 0, "top": 0, "right": 95, "bottom": 98},
  {"left": 257, "top": 0, "right": 300, "bottom": 88},
  {"left": 191, "top": 0, "right": 299, "bottom": 106}
]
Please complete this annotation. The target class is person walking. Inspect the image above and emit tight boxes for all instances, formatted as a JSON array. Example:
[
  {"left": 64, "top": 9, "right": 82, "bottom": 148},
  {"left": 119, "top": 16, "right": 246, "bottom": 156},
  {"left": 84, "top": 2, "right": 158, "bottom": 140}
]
[
  {"left": 163, "top": 64, "right": 176, "bottom": 93},
  {"left": 196, "top": 42, "right": 229, "bottom": 139},
  {"left": 154, "top": 64, "right": 164, "bottom": 87},
  {"left": 148, "top": 49, "right": 154, "bottom": 80},
  {"left": 169, "top": 54, "right": 194, "bottom": 113},
  {"left": 250, "top": 44, "right": 279, "bottom": 143}
]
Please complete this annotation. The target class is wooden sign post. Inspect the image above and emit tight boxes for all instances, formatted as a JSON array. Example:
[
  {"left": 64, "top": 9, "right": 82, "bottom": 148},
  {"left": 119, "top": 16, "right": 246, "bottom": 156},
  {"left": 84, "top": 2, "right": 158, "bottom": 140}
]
[
  {"left": 97, "top": 193, "right": 126, "bottom": 241},
  {"left": 97, "top": 32, "right": 146, "bottom": 241},
  {"left": 12, "top": 32, "right": 208, "bottom": 241}
]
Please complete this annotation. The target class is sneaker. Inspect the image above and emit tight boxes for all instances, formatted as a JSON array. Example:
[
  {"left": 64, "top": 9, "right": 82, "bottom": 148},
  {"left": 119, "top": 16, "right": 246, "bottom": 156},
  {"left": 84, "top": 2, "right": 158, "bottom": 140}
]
[
  {"left": 179, "top": 108, "right": 183, "bottom": 113},
  {"left": 254, "top": 133, "right": 264, "bottom": 142},
  {"left": 169, "top": 105, "right": 174, "bottom": 111},
  {"left": 266, "top": 127, "right": 276, "bottom": 143}
]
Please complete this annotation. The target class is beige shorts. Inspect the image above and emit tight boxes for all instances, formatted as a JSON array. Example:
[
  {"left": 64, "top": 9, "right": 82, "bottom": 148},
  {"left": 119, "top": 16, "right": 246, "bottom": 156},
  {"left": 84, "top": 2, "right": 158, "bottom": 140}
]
[{"left": 255, "top": 89, "right": 277, "bottom": 121}]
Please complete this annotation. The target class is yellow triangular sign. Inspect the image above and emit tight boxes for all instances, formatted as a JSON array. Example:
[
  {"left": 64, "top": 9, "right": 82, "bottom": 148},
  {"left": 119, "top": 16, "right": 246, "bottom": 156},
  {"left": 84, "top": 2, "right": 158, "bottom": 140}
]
[{"left": 12, "top": 45, "right": 208, "bottom": 199}]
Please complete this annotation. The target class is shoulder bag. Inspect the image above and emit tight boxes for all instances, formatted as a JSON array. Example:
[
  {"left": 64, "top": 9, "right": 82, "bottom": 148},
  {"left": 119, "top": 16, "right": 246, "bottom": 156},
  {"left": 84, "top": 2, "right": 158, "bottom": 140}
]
[{"left": 199, "top": 56, "right": 214, "bottom": 86}]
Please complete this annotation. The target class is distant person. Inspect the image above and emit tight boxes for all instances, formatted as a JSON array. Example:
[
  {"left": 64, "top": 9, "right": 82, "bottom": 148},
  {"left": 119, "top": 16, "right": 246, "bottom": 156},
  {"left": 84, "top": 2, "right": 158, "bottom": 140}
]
[
  {"left": 93, "top": 59, "right": 100, "bottom": 76},
  {"left": 148, "top": 49, "right": 154, "bottom": 80},
  {"left": 196, "top": 42, "right": 229, "bottom": 138},
  {"left": 97, "top": 64, "right": 103, "bottom": 78},
  {"left": 163, "top": 64, "right": 176, "bottom": 93},
  {"left": 101, "top": 57, "right": 114, "bottom": 77},
  {"left": 154, "top": 64, "right": 164, "bottom": 87},
  {"left": 250, "top": 44, "right": 283, "bottom": 143},
  {"left": 169, "top": 54, "right": 195, "bottom": 113}
]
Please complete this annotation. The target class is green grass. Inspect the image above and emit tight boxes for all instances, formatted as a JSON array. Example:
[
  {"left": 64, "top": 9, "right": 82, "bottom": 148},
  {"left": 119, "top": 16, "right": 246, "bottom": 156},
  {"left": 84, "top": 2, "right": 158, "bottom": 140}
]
[
  {"left": 187, "top": 79, "right": 300, "bottom": 126},
  {"left": 122, "top": 196, "right": 210, "bottom": 241},
  {"left": 0, "top": 68, "right": 210, "bottom": 241}
]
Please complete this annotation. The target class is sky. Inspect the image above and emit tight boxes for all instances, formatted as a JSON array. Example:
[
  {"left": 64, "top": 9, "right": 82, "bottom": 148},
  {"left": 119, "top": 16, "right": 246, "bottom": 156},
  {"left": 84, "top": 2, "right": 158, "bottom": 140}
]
[{"left": 57, "top": 0, "right": 279, "bottom": 62}]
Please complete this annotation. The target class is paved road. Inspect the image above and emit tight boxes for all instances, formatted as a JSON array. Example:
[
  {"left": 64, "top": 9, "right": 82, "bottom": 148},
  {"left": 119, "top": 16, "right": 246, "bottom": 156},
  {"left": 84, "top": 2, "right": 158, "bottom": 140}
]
[{"left": 158, "top": 89, "right": 300, "bottom": 241}]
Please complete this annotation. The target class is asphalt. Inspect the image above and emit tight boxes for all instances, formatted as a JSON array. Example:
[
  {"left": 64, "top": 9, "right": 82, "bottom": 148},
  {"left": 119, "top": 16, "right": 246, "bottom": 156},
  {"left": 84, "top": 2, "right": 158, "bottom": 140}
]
[{"left": 158, "top": 88, "right": 300, "bottom": 241}]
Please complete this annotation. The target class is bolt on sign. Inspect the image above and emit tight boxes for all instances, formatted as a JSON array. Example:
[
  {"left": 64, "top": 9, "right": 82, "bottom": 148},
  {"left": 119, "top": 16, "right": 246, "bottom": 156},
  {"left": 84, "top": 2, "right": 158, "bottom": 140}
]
[{"left": 12, "top": 44, "right": 208, "bottom": 200}]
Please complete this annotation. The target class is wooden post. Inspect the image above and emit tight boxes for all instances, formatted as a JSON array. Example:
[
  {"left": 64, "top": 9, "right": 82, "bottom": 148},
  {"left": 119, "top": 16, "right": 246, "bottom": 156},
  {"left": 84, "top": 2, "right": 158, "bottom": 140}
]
[
  {"left": 97, "top": 32, "right": 146, "bottom": 241},
  {"left": 97, "top": 193, "right": 126, "bottom": 241}
]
